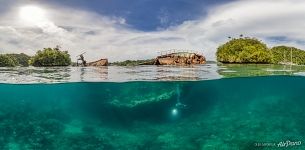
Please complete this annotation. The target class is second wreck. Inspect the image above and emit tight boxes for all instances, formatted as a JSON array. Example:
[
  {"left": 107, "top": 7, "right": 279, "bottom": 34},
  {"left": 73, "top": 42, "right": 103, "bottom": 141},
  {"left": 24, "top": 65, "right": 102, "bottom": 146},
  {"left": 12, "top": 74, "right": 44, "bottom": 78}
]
[
  {"left": 154, "top": 51, "right": 206, "bottom": 65},
  {"left": 77, "top": 53, "right": 108, "bottom": 66}
]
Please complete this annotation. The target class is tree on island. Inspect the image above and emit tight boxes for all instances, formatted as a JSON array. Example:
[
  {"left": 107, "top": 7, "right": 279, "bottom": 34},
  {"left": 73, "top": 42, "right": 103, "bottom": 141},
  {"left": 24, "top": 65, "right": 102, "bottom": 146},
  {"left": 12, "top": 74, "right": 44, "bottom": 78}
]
[
  {"left": 0, "top": 54, "right": 19, "bottom": 67},
  {"left": 216, "top": 37, "right": 272, "bottom": 63},
  {"left": 29, "top": 47, "right": 71, "bottom": 67}
]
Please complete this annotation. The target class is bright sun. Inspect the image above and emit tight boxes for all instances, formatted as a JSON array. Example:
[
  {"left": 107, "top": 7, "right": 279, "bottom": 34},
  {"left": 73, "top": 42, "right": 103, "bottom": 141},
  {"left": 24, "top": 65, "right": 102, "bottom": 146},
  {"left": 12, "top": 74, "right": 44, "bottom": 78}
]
[{"left": 19, "top": 5, "right": 46, "bottom": 24}]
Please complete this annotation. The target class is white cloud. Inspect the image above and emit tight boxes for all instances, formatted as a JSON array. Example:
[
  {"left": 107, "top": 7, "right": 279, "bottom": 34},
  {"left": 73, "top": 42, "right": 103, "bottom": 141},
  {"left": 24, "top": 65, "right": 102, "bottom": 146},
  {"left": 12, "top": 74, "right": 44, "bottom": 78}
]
[{"left": 1, "top": 0, "right": 305, "bottom": 62}]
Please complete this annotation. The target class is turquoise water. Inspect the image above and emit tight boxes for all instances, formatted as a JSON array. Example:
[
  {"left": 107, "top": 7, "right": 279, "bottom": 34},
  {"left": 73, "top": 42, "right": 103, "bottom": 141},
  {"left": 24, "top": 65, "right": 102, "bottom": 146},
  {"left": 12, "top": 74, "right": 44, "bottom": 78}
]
[{"left": 0, "top": 76, "right": 305, "bottom": 149}]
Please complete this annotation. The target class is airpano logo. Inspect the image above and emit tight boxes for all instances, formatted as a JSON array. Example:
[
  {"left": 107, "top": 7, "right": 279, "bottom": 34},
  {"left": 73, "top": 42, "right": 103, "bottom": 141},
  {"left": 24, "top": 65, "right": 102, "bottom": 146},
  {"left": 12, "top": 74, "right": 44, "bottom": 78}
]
[
  {"left": 254, "top": 140, "right": 302, "bottom": 148},
  {"left": 277, "top": 140, "right": 302, "bottom": 147}
]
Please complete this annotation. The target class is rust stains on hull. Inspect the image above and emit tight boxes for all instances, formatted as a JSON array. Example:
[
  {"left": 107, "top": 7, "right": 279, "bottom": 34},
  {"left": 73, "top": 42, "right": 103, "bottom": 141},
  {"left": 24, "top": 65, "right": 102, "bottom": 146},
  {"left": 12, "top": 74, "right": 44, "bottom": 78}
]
[
  {"left": 87, "top": 59, "right": 108, "bottom": 66},
  {"left": 154, "top": 52, "right": 206, "bottom": 65}
]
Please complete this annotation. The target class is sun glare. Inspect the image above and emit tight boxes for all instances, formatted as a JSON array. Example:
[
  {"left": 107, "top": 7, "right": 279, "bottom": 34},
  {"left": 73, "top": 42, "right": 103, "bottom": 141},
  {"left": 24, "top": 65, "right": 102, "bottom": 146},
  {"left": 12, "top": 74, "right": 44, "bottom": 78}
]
[{"left": 19, "top": 5, "right": 46, "bottom": 24}]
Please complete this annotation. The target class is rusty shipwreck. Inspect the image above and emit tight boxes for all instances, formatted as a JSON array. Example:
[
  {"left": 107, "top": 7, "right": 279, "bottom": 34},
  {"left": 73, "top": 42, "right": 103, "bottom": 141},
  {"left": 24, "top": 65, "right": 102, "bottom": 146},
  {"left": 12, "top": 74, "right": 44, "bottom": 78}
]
[
  {"left": 76, "top": 53, "right": 108, "bottom": 66},
  {"left": 154, "top": 50, "right": 206, "bottom": 65}
]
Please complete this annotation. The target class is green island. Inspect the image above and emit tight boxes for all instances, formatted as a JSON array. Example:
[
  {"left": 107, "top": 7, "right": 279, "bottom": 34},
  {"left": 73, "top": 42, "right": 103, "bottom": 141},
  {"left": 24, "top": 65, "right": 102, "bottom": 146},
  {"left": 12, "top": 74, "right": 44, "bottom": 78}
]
[
  {"left": 0, "top": 47, "right": 71, "bottom": 67},
  {"left": 0, "top": 54, "right": 18, "bottom": 67},
  {"left": 29, "top": 47, "right": 71, "bottom": 67},
  {"left": 217, "top": 37, "right": 305, "bottom": 65},
  {"left": 0, "top": 53, "right": 31, "bottom": 67}
]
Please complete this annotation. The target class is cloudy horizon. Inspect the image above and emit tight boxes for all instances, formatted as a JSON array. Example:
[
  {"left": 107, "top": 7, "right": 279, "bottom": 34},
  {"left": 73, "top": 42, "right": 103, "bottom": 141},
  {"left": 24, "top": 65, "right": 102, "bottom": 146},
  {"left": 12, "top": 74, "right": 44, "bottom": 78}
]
[{"left": 1, "top": 0, "right": 305, "bottom": 62}]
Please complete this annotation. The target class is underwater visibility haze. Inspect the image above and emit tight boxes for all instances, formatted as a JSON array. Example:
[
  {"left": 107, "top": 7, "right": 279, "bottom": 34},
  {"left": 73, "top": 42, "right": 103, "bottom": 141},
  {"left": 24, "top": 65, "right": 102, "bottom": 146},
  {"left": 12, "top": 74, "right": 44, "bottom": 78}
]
[{"left": 0, "top": 65, "right": 305, "bottom": 149}]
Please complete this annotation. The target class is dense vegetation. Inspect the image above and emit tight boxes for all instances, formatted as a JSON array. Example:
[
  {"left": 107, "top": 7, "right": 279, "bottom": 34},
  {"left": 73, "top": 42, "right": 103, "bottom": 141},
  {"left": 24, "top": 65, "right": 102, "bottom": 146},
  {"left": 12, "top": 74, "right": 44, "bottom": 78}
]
[
  {"left": 0, "top": 54, "right": 19, "bottom": 67},
  {"left": 0, "top": 53, "right": 31, "bottom": 67},
  {"left": 216, "top": 37, "right": 272, "bottom": 63},
  {"left": 29, "top": 47, "right": 71, "bottom": 67},
  {"left": 6, "top": 53, "right": 31, "bottom": 67},
  {"left": 270, "top": 46, "right": 305, "bottom": 65},
  {"left": 110, "top": 59, "right": 155, "bottom": 66}
]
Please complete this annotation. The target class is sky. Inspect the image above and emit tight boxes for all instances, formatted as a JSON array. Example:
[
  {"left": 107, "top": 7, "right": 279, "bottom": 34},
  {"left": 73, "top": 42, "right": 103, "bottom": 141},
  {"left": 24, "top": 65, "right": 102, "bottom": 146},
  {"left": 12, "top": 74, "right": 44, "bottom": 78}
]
[{"left": 1, "top": 0, "right": 305, "bottom": 62}]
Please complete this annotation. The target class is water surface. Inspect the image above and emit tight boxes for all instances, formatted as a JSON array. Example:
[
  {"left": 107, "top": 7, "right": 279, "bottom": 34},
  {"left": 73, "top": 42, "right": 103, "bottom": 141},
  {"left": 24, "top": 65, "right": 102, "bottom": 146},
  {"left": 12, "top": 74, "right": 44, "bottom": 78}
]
[{"left": 1, "top": 64, "right": 305, "bottom": 83}]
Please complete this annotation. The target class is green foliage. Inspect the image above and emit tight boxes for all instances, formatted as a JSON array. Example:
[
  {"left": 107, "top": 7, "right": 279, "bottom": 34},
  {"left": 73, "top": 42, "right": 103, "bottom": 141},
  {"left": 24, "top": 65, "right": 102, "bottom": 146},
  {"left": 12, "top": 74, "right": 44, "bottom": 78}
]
[
  {"left": 0, "top": 54, "right": 18, "bottom": 67},
  {"left": 270, "top": 46, "right": 305, "bottom": 65},
  {"left": 110, "top": 59, "right": 155, "bottom": 66},
  {"left": 216, "top": 37, "right": 272, "bottom": 63},
  {"left": 6, "top": 53, "right": 31, "bottom": 67},
  {"left": 30, "top": 47, "right": 71, "bottom": 67}
]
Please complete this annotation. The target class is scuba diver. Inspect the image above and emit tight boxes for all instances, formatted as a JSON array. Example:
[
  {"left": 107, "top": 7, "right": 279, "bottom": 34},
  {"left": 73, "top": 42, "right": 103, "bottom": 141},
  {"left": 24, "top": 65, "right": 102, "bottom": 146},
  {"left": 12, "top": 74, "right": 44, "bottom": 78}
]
[
  {"left": 175, "top": 84, "right": 187, "bottom": 109},
  {"left": 171, "top": 85, "right": 188, "bottom": 117}
]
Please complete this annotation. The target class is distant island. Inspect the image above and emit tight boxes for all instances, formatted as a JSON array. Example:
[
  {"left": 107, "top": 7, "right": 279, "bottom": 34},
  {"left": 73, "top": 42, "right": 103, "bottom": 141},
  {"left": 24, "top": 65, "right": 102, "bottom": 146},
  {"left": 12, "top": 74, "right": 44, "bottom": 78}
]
[
  {"left": 0, "top": 46, "right": 71, "bottom": 67},
  {"left": 30, "top": 47, "right": 71, "bottom": 67},
  {"left": 0, "top": 53, "right": 31, "bottom": 67},
  {"left": 216, "top": 37, "right": 305, "bottom": 65},
  {"left": 110, "top": 59, "right": 155, "bottom": 66}
]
